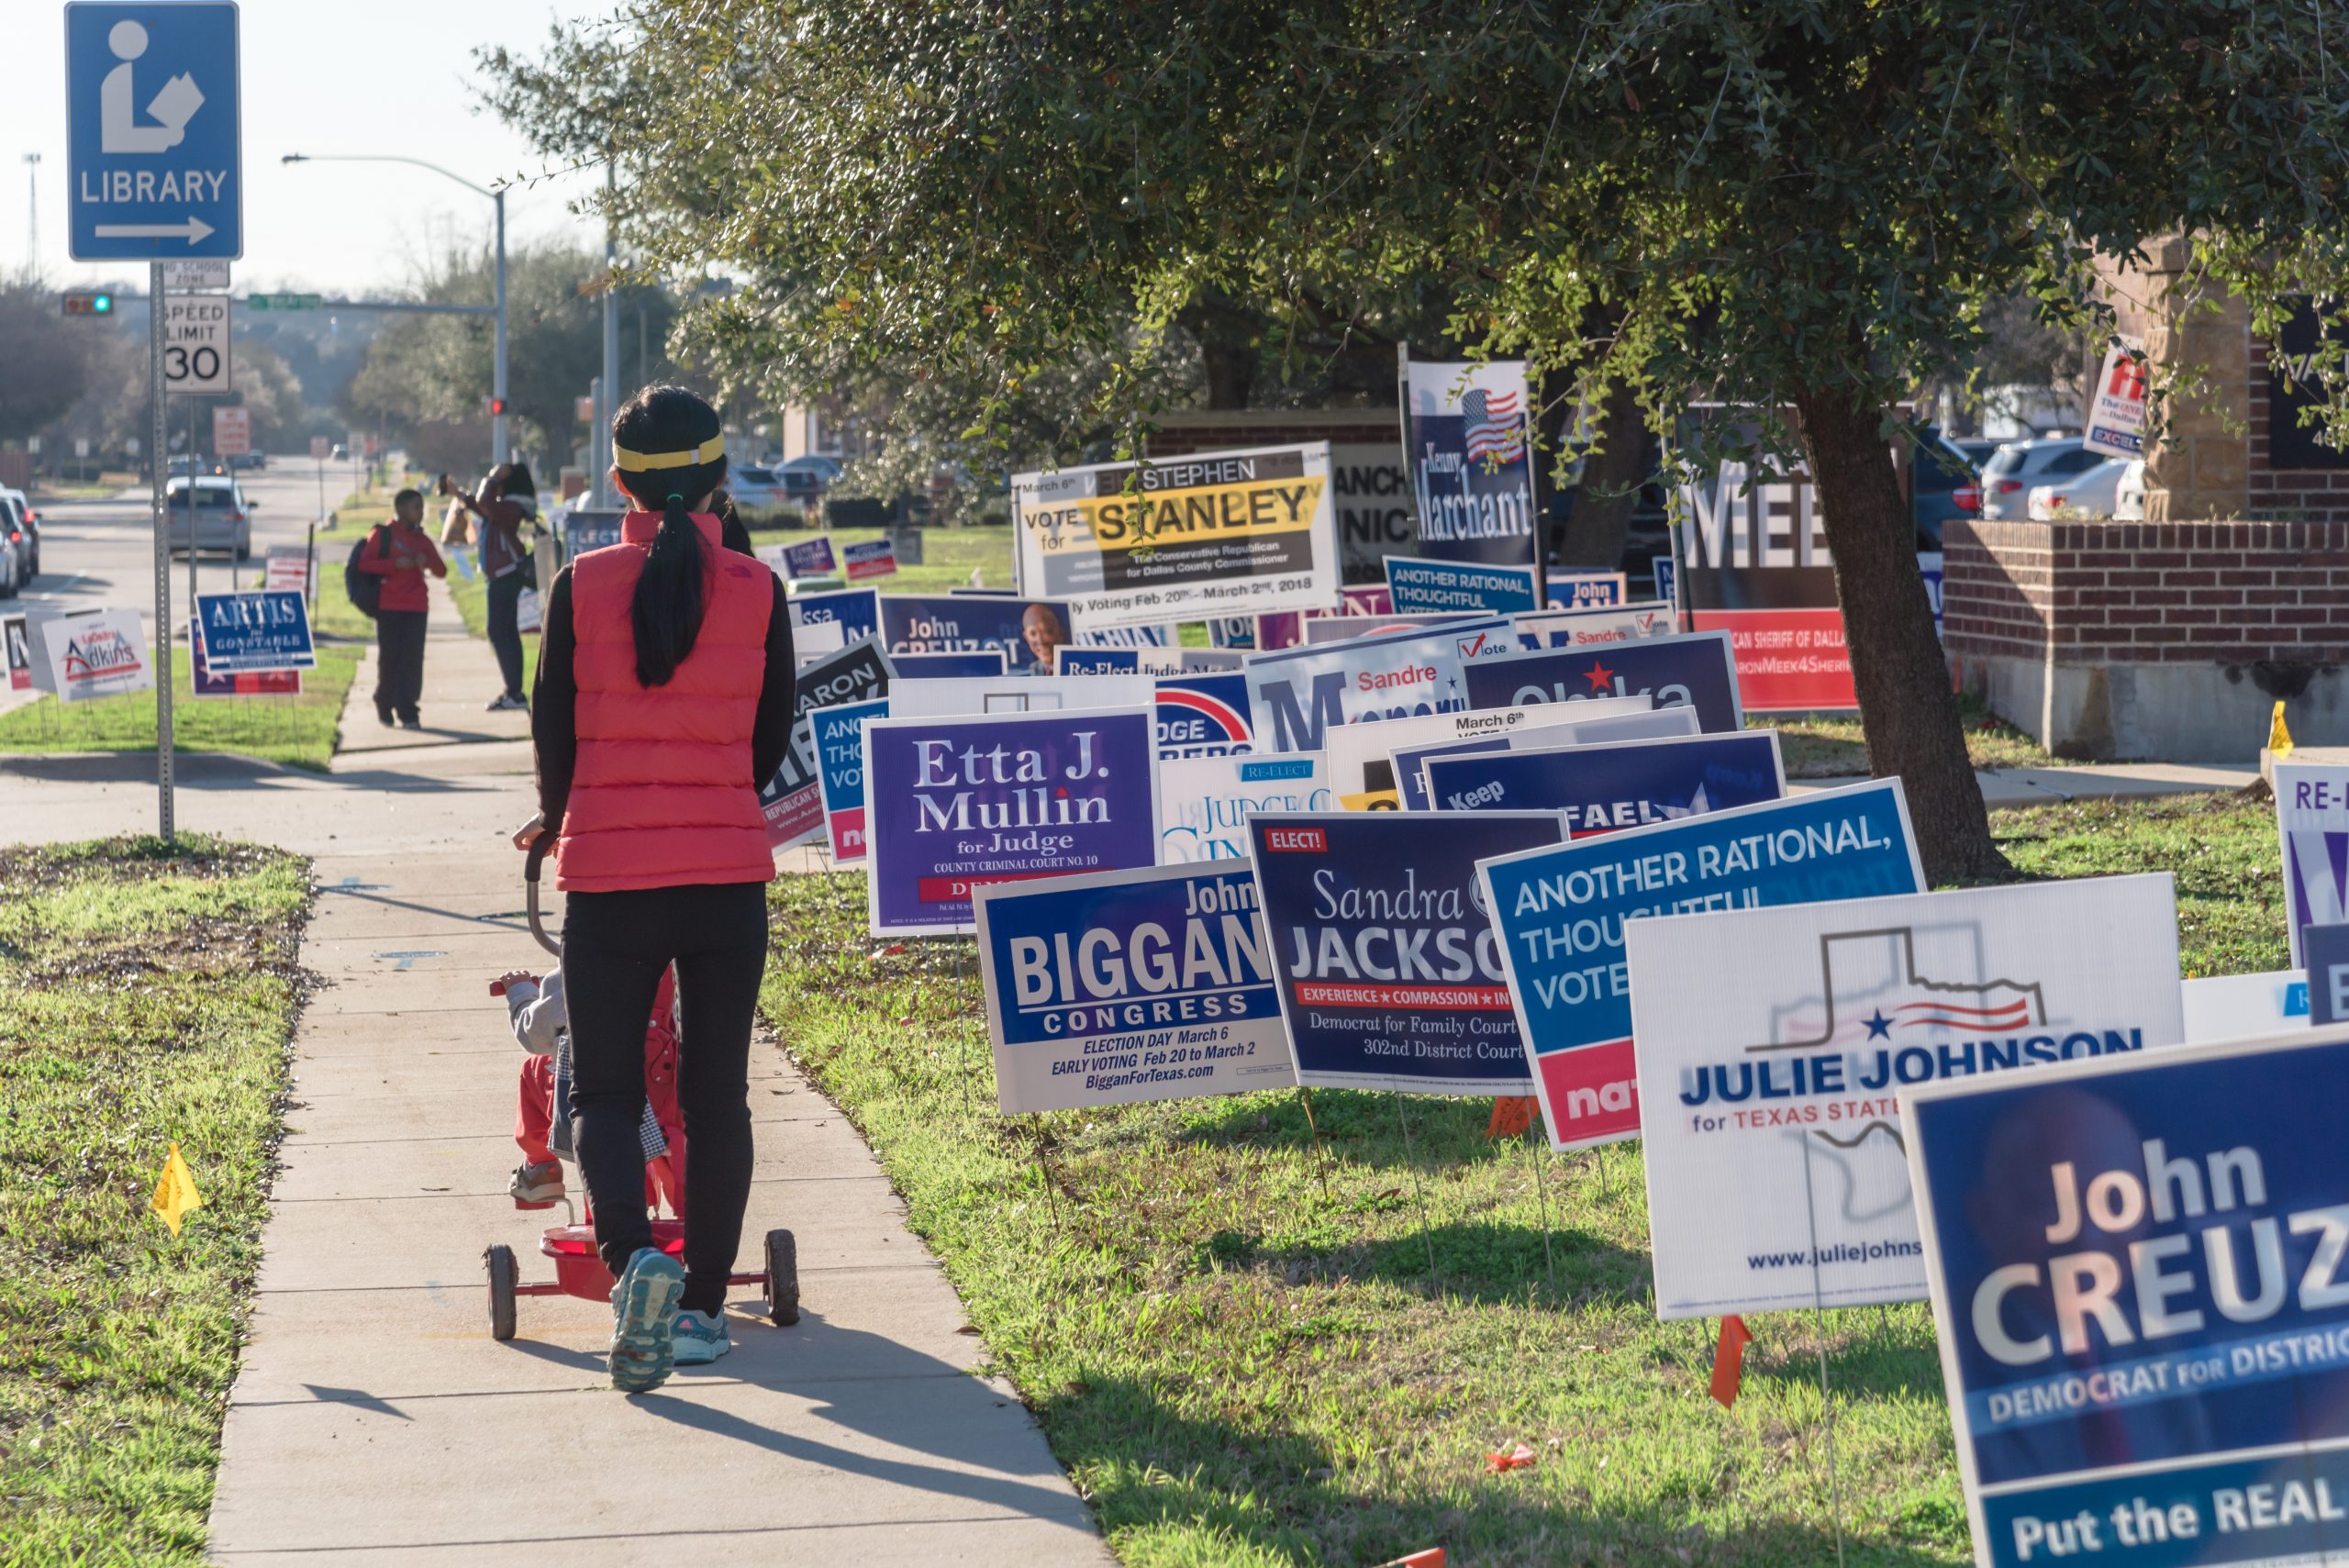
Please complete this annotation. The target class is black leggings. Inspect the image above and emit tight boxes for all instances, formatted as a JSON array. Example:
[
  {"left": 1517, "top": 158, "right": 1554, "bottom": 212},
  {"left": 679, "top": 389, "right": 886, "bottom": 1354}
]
[
  {"left": 486, "top": 569, "right": 528, "bottom": 700},
  {"left": 562, "top": 881, "right": 768, "bottom": 1315}
]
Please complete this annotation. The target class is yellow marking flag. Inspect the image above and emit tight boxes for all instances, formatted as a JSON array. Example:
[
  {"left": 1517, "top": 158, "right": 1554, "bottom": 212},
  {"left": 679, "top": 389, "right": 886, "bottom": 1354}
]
[
  {"left": 2270, "top": 700, "right": 2296, "bottom": 758},
  {"left": 151, "top": 1142, "right": 204, "bottom": 1237}
]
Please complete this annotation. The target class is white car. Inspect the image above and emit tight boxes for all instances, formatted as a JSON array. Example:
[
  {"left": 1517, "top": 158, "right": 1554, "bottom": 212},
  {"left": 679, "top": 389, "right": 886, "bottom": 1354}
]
[
  {"left": 2026, "top": 457, "right": 2135, "bottom": 520},
  {"left": 1979, "top": 437, "right": 2110, "bottom": 520},
  {"left": 2113, "top": 459, "right": 2150, "bottom": 521}
]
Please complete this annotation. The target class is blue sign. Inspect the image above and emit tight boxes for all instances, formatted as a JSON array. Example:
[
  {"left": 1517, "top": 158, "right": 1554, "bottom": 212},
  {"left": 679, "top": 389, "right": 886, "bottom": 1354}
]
[
  {"left": 2307, "top": 921, "right": 2349, "bottom": 1025},
  {"left": 1155, "top": 673, "right": 1253, "bottom": 759},
  {"left": 1906, "top": 1025, "right": 2349, "bottom": 1568},
  {"left": 880, "top": 593, "right": 1077, "bottom": 673},
  {"left": 1652, "top": 555, "right": 1677, "bottom": 607},
  {"left": 193, "top": 590, "right": 314, "bottom": 673},
  {"left": 779, "top": 536, "right": 838, "bottom": 579},
  {"left": 974, "top": 861, "right": 1295, "bottom": 1113},
  {"left": 562, "top": 509, "right": 625, "bottom": 557},
  {"left": 792, "top": 586, "right": 880, "bottom": 646},
  {"left": 1422, "top": 730, "right": 1784, "bottom": 831},
  {"left": 1386, "top": 706, "right": 1696, "bottom": 811},
  {"left": 1548, "top": 573, "right": 1628, "bottom": 608},
  {"left": 1463, "top": 629, "right": 1743, "bottom": 732},
  {"left": 1919, "top": 550, "right": 1945, "bottom": 640},
  {"left": 1479, "top": 781, "right": 1922, "bottom": 1152},
  {"left": 1247, "top": 810, "right": 1564, "bottom": 1095},
  {"left": 67, "top": 4, "right": 241, "bottom": 260},
  {"left": 1385, "top": 556, "right": 1542, "bottom": 616},
  {"left": 1243, "top": 616, "right": 1514, "bottom": 752},
  {"left": 862, "top": 706, "right": 1161, "bottom": 937},
  {"left": 843, "top": 536, "right": 897, "bottom": 581},
  {"left": 812, "top": 697, "right": 887, "bottom": 863},
  {"left": 889, "top": 651, "right": 1008, "bottom": 679},
  {"left": 1058, "top": 647, "right": 1141, "bottom": 674}
]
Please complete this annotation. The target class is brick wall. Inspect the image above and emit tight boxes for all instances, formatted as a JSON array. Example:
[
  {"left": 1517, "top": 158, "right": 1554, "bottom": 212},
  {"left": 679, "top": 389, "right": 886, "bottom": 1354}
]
[
  {"left": 2248, "top": 339, "right": 2349, "bottom": 524},
  {"left": 1944, "top": 517, "right": 2349, "bottom": 666}
]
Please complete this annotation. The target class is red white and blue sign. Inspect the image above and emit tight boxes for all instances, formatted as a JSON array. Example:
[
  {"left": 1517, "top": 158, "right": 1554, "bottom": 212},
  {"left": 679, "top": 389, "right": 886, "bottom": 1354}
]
[
  {"left": 1154, "top": 673, "right": 1253, "bottom": 759},
  {"left": 1422, "top": 729, "right": 1784, "bottom": 831},
  {"left": 843, "top": 537, "right": 898, "bottom": 582},
  {"left": 1462, "top": 628, "right": 1742, "bottom": 733},
  {"left": 188, "top": 615, "right": 296, "bottom": 696},
  {"left": 193, "top": 590, "right": 315, "bottom": 673}
]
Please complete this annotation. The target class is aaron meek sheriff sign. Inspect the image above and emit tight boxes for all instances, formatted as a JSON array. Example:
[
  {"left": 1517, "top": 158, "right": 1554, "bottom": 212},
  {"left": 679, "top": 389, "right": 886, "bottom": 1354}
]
[
  {"left": 1624, "top": 873, "right": 2188, "bottom": 1319},
  {"left": 975, "top": 861, "right": 1297, "bottom": 1114}
]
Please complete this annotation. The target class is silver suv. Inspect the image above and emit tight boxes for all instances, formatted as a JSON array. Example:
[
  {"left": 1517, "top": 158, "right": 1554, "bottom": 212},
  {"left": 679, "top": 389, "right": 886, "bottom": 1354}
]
[{"left": 1978, "top": 437, "right": 2110, "bottom": 521}]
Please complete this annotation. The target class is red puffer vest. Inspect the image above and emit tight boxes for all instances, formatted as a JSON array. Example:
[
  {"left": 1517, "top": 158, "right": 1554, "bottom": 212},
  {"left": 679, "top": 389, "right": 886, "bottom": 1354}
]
[{"left": 554, "top": 511, "right": 776, "bottom": 893}]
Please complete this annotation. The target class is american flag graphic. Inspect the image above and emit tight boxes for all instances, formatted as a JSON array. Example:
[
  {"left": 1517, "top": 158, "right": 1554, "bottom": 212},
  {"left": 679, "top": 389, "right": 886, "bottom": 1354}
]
[{"left": 1461, "top": 387, "right": 1526, "bottom": 463}]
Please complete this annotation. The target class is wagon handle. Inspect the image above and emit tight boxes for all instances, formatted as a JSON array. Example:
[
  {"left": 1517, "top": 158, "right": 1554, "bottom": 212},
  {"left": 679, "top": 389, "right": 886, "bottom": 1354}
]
[{"left": 523, "top": 831, "right": 562, "bottom": 957}]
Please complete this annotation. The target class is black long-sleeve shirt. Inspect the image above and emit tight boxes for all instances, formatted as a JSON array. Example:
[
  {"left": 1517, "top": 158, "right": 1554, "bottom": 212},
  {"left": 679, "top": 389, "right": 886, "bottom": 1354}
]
[{"left": 533, "top": 566, "right": 797, "bottom": 834}]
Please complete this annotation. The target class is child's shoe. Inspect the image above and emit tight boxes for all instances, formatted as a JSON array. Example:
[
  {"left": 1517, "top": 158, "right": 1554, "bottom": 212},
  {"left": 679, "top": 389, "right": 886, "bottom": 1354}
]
[
  {"left": 673, "top": 1308, "right": 730, "bottom": 1365},
  {"left": 508, "top": 1160, "right": 563, "bottom": 1207},
  {"left": 607, "top": 1248, "right": 685, "bottom": 1393}
]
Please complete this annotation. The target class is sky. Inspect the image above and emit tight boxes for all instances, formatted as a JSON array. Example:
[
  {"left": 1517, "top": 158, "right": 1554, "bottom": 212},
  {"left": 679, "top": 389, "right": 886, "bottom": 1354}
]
[{"left": 6, "top": 0, "right": 613, "bottom": 295}]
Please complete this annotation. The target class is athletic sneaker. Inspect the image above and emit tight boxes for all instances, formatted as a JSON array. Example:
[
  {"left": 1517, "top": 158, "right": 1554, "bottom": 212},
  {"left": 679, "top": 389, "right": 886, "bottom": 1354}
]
[
  {"left": 673, "top": 1308, "right": 731, "bottom": 1365},
  {"left": 507, "top": 1160, "right": 563, "bottom": 1205},
  {"left": 485, "top": 693, "right": 529, "bottom": 712},
  {"left": 607, "top": 1247, "right": 685, "bottom": 1393}
]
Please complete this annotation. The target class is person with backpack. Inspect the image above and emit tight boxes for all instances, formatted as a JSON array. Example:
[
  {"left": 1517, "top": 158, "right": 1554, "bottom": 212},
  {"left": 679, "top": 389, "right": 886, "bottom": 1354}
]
[
  {"left": 441, "top": 463, "right": 539, "bottom": 712},
  {"left": 352, "top": 487, "right": 446, "bottom": 728}
]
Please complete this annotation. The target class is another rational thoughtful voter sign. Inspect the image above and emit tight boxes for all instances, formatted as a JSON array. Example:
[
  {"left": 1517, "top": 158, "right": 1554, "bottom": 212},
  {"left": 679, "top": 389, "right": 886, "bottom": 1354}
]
[
  {"left": 1011, "top": 444, "right": 1340, "bottom": 628},
  {"left": 66, "top": 3, "right": 243, "bottom": 261},
  {"left": 1463, "top": 629, "right": 1742, "bottom": 733},
  {"left": 2274, "top": 760, "right": 2349, "bottom": 968},
  {"left": 1422, "top": 729, "right": 1784, "bottom": 829},
  {"left": 1626, "top": 874, "right": 2187, "bottom": 1318},
  {"left": 1248, "top": 810, "right": 1564, "bottom": 1095},
  {"left": 1477, "top": 781, "right": 1923, "bottom": 1154},
  {"left": 1905, "top": 1024, "right": 2349, "bottom": 1568},
  {"left": 193, "top": 590, "right": 314, "bottom": 673},
  {"left": 863, "top": 706, "right": 1161, "bottom": 937},
  {"left": 975, "top": 861, "right": 1297, "bottom": 1114},
  {"left": 812, "top": 698, "right": 888, "bottom": 864},
  {"left": 1385, "top": 556, "right": 1542, "bottom": 616}
]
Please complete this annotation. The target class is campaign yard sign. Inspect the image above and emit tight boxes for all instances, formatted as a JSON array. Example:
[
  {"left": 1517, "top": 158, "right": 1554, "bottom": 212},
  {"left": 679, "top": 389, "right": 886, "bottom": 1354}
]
[
  {"left": 41, "top": 609, "right": 151, "bottom": 704},
  {"left": 1160, "top": 753, "right": 1330, "bottom": 863},
  {"left": 887, "top": 673, "right": 1155, "bottom": 718},
  {"left": 1249, "top": 810, "right": 1564, "bottom": 1094},
  {"left": 561, "top": 509, "right": 626, "bottom": 557},
  {"left": 2181, "top": 970, "right": 2310, "bottom": 1042},
  {"left": 2309, "top": 923, "right": 2349, "bottom": 1026},
  {"left": 2082, "top": 339, "right": 2150, "bottom": 460},
  {"left": 892, "top": 651, "right": 1008, "bottom": 678},
  {"left": 1550, "top": 573, "right": 1629, "bottom": 608},
  {"left": 795, "top": 636, "right": 895, "bottom": 717},
  {"left": 790, "top": 585, "right": 881, "bottom": 646},
  {"left": 1389, "top": 705, "right": 1697, "bottom": 812},
  {"left": 976, "top": 861, "right": 1297, "bottom": 1113},
  {"left": 1155, "top": 673, "right": 1254, "bottom": 759},
  {"left": 1463, "top": 629, "right": 1743, "bottom": 732},
  {"left": 763, "top": 535, "right": 838, "bottom": 580},
  {"left": 1301, "top": 612, "right": 1479, "bottom": 647},
  {"left": 1385, "top": 556, "right": 1542, "bottom": 616},
  {"left": 758, "top": 720, "right": 827, "bottom": 849},
  {"left": 189, "top": 616, "right": 296, "bottom": 697},
  {"left": 812, "top": 698, "right": 888, "bottom": 864},
  {"left": 1254, "top": 584, "right": 1397, "bottom": 652},
  {"left": 1512, "top": 602, "right": 1675, "bottom": 650},
  {"left": 843, "top": 537, "right": 898, "bottom": 582},
  {"left": 1904, "top": 1024, "right": 2349, "bottom": 1568},
  {"left": 1319, "top": 698, "right": 1649, "bottom": 810},
  {"left": 880, "top": 593, "right": 1078, "bottom": 673},
  {"left": 2274, "top": 761, "right": 2349, "bottom": 967},
  {"left": 863, "top": 706, "right": 1161, "bottom": 937},
  {"left": 1010, "top": 443, "right": 1341, "bottom": 627},
  {"left": 1400, "top": 354, "right": 1539, "bottom": 573},
  {"left": 766, "top": 638, "right": 896, "bottom": 852},
  {"left": 1244, "top": 617, "right": 1514, "bottom": 753},
  {"left": 1626, "top": 873, "right": 2186, "bottom": 1319},
  {"left": 1477, "top": 781, "right": 1924, "bottom": 1152},
  {"left": 1331, "top": 443, "right": 1415, "bottom": 584},
  {"left": 1422, "top": 729, "right": 1784, "bottom": 829},
  {"left": 262, "top": 545, "right": 311, "bottom": 595},
  {"left": 3, "top": 612, "right": 33, "bottom": 692},
  {"left": 193, "top": 590, "right": 315, "bottom": 673}
]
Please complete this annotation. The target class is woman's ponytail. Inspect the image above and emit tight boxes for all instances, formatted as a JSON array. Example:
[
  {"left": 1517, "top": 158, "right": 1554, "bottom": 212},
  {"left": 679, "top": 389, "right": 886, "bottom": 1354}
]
[{"left": 611, "top": 384, "right": 727, "bottom": 687}]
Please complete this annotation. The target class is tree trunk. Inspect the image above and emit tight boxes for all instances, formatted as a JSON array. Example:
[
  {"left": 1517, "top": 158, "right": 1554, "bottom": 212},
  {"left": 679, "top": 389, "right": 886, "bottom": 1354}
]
[
  {"left": 1794, "top": 383, "right": 2009, "bottom": 884},
  {"left": 1555, "top": 372, "right": 1646, "bottom": 570}
]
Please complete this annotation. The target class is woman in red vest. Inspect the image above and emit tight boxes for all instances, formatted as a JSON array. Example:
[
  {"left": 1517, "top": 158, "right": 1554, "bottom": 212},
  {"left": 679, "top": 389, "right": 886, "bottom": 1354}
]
[{"left": 521, "top": 384, "right": 794, "bottom": 1392}]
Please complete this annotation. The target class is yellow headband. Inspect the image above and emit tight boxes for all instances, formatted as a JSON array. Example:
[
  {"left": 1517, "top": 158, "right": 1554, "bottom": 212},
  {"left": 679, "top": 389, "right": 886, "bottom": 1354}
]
[{"left": 613, "top": 434, "right": 725, "bottom": 473}]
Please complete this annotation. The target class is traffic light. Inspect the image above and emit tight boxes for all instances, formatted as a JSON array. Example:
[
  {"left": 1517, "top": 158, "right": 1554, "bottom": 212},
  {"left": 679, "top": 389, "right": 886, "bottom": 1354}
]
[
  {"left": 62, "top": 292, "right": 114, "bottom": 317},
  {"left": 490, "top": 396, "right": 508, "bottom": 417}
]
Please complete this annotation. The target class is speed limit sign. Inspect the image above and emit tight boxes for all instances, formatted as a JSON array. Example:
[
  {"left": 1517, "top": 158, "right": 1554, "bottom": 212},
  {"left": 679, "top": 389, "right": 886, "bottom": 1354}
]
[{"left": 161, "top": 296, "right": 233, "bottom": 395}]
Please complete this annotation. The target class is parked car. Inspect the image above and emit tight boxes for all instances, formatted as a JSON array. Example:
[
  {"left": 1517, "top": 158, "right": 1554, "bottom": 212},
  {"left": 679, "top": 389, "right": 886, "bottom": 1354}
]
[
  {"left": 780, "top": 454, "right": 843, "bottom": 487},
  {"left": 1952, "top": 437, "right": 2004, "bottom": 470},
  {"left": 229, "top": 451, "right": 267, "bottom": 471},
  {"left": 163, "top": 476, "right": 255, "bottom": 559},
  {"left": 0, "top": 495, "right": 25, "bottom": 599},
  {"left": 1977, "top": 437, "right": 2109, "bottom": 520},
  {"left": 1909, "top": 426, "right": 1983, "bottom": 550},
  {"left": 2113, "top": 459, "right": 2150, "bottom": 521},
  {"left": 0, "top": 485, "right": 39, "bottom": 578},
  {"left": 2027, "top": 457, "right": 2135, "bottom": 520}
]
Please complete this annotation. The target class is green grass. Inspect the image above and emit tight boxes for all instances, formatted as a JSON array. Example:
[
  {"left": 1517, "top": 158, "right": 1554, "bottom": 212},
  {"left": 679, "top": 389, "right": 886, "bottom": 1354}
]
[
  {"left": 1764, "top": 694, "right": 2058, "bottom": 780},
  {"left": 744, "top": 520, "right": 1019, "bottom": 595},
  {"left": 757, "top": 788, "right": 2283, "bottom": 1567},
  {"left": 0, "top": 641, "right": 362, "bottom": 772},
  {"left": 0, "top": 837, "right": 312, "bottom": 1565}
]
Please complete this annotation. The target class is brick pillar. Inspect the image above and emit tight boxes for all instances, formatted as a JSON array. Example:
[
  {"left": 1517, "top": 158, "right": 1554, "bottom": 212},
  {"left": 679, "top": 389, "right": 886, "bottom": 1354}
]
[{"left": 2096, "top": 238, "right": 2251, "bottom": 521}]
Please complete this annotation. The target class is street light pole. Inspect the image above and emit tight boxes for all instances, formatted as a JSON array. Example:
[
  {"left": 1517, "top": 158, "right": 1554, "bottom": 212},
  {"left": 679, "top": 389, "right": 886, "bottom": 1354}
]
[
  {"left": 282, "top": 152, "right": 507, "bottom": 472},
  {"left": 597, "top": 160, "right": 619, "bottom": 507}
]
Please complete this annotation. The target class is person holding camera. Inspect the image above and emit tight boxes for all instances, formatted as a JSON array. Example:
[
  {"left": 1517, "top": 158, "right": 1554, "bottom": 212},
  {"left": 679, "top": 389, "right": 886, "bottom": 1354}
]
[{"left": 441, "top": 463, "right": 540, "bottom": 712}]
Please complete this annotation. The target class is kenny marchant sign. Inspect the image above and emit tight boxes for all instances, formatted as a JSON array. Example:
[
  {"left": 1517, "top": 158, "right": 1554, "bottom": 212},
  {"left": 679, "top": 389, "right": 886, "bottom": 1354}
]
[
  {"left": 1400, "top": 352, "right": 1538, "bottom": 574},
  {"left": 976, "top": 861, "right": 1297, "bottom": 1113}
]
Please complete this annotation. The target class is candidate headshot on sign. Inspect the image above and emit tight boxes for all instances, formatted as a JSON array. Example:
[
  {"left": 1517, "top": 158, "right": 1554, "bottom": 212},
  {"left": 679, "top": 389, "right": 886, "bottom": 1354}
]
[{"left": 1021, "top": 603, "right": 1068, "bottom": 671}]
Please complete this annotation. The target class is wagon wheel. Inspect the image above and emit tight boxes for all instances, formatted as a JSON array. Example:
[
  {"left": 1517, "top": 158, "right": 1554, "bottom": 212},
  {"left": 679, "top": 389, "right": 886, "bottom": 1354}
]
[
  {"left": 763, "top": 1229, "right": 800, "bottom": 1327},
  {"left": 484, "top": 1243, "right": 518, "bottom": 1341}
]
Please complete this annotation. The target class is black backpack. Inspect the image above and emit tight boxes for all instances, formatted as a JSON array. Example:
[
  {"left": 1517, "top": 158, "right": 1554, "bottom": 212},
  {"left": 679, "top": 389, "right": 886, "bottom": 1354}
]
[{"left": 344, "top": 529, "right": 384, "bottom": 619}]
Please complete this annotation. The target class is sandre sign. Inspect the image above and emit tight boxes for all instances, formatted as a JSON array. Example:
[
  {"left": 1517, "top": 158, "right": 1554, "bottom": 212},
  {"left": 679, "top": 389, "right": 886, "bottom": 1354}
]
[
  {"left": 1319, "top": 696, "right": 1650, "bottom": 810},
  {"left": 1160, "top": 752, "right": 1331, "bottom": 862},
  {"left": 1249, "top": 809, "right": 1564, "bottom": 1095},
  {"left": 193, "top": 590, "right": 315, "bottom": 673},
  {"left": 863, "top": 706, "right": 1162, "bottom": 937},
  {"left": 1903, "top": 1024, "right": 2349, "bottom": 1568},
  {"left": 2083, "top": 338, "right": 2150, "bottom": 460},
  {"left": 975, "top": 861, "right": 1297, "bottom": 1113},
  {"left": 1549, "top": 573, "right": 1629, "bottom": 608},
  {"left": 3, "top": 613, "right": 34, "bottom": 692},
  {"left": 2272, "top": 760, "right": 2349, "bottom": 967},
  {"left": 189, "top": 616, "right": 295, "bottom": 696},
  {"left": 1390, "top": 705, "right": 1698, "bottom": 812},
  {"left": 879, "top": 593, "right": 1078, "bottom": 673},
  {"left": 1422, "top": 729, "right": 1784, "bottom": 827},
  {"left": 1477, "top": 781, "right": 1924, "bottom": 1152},
  {"left": 1462, "top": 629, "right": 1743, "bottom": 733},
  {"left": 886, "top": 673, "right": 1154, "bottom": 718},
  {"left": 1243, "top": 616, "right": 1515, "bottom": 753},
  {"left": 1009, "top": 443, "right": 1341, "bottom": 628},
  {"left": 1626, "top": 873, "right": 2186, "bottom": 1319},
  {"left": 812, "top": 697, "right": 888, "bottom": 863},
  {"left": 41, "top": 609, "right": 152, "bottom": 703},
  {"left": 1512, "top": 601, "right": 1675, "bottom": 650},
  {"left": 761, "top": 535, "right": 838, "bottom": 580},
  {"left": 1385, "top": 556, "right": 1542, "bottom": 616},
  {"left": 1399, "top": 353, "right": 1538, "bottom": 573},
  {"left": 842, "top": 537, "right": 897, "bottom": 582}
]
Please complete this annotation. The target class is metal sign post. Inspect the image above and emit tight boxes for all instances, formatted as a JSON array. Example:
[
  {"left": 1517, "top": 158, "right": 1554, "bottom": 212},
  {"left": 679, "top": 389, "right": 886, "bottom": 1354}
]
[{"left": 150, "top": 262, "right": 174, "bottom": 840}]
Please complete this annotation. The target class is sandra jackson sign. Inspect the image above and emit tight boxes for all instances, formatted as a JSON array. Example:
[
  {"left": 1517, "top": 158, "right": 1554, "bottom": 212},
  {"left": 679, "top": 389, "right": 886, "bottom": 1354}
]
[
  {"left": 974, "top": 861, "right": 1297, "bottom": 1114},
  {"left": 1247, "top": 810, "right": 1565, "bottom": 1095},
  {"left": 862, "top": 706, "right": 1161, "bottom": 938},
  {"left": 1624, "top": 873, "right": 2187, "bottom": 1319},
  {"left": 1905, "top": 1025, "right": 2349, "bottom": 1568}
]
